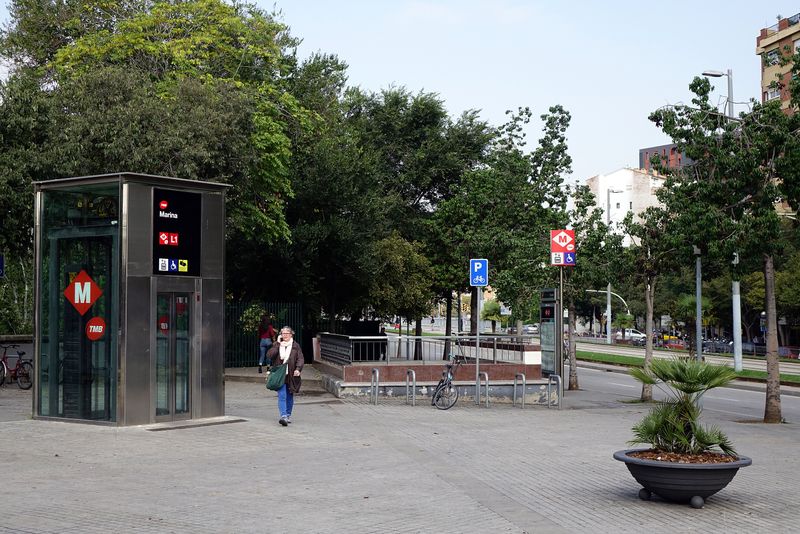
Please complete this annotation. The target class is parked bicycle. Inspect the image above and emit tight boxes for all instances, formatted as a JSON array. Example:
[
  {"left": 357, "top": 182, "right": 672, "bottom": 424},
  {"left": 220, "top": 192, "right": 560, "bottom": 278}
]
[
  {"left": 431, "top": 354, "right": 465, "bottom": 410},
  {"left": 0, "top": 343, "right": 33, "bottom": 390}
]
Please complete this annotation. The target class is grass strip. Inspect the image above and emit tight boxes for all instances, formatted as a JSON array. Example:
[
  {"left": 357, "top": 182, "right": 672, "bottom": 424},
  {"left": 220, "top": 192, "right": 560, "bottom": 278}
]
[{"left": 575, "top": 350, "right": 800, "bottom": 386}]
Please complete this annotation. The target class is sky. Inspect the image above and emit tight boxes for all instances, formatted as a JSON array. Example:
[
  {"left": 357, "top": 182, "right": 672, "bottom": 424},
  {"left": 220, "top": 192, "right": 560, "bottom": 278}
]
[{"left": 2, "top": 0, "right": 799, "bottom": 183}]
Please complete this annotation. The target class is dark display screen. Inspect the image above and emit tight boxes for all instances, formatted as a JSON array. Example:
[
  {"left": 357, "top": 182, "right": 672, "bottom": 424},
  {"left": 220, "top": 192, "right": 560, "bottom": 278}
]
[{"left": 152, "top": 188, "right": 201, "bottom": 276}]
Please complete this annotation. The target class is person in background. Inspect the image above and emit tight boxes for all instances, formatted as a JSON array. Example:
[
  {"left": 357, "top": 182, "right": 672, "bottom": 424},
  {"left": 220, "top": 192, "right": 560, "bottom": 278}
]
[
  {"left": 257, "top": 314, "right": 276, "bottom": 373},
  {"left": 266, "top": 326, "right": 304, "bottom": 426}
]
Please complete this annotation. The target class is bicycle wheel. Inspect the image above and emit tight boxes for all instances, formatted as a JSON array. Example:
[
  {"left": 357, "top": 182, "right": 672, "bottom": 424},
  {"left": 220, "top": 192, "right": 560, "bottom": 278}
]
[
  {"left": 431, "top": 379, "right": 444, "bottom": 405},
  {"left": 433, "top": 383, "right": 459, "bottom": 410},
  {"left": 16, "top": 362, "right": 33, "bottom": 390},
  {"left": 0, "top": 361, "right": 7, "bottom": 387}
]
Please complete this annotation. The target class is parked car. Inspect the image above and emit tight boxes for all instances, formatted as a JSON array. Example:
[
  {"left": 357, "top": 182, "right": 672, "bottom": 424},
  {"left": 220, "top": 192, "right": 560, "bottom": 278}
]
[
  {"left": 616, "top": 328, "right": 646, "bottom": 342},
  {"left": 507, "top": 324, "right": 539, "bottom": 335}
]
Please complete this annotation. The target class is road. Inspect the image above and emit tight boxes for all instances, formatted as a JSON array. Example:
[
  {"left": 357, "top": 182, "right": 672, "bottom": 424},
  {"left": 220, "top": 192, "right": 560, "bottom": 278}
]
[
  {"left": 571, "top": 363, "right": 800, "bottom": 423},
  {"left": 576, "top": 340, "right": 800, "bottom": 375}
]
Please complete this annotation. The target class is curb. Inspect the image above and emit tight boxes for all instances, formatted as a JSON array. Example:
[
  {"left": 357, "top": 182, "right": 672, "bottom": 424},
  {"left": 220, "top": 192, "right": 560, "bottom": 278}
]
[{"left": 574, "top": 360, "right": 800, "bottom": 398}]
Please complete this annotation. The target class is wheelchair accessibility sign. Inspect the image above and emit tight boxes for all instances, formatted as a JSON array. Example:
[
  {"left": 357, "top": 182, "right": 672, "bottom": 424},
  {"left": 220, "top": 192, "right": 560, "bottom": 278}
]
[{"left": 470, "top": 259, "right": 488, "bottom": 287}]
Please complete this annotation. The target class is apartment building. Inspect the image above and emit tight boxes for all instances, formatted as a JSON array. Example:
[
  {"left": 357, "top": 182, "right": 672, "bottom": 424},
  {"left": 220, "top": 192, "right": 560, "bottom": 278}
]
[
  {"left": 756, "top": 12, "right": 800, "bottom": 112},
  {"left": 638, "top": 143, "right": 689, "bottom": 173},
  {"left": 585, "top": 167, "right": 664, "bottom": 245}
]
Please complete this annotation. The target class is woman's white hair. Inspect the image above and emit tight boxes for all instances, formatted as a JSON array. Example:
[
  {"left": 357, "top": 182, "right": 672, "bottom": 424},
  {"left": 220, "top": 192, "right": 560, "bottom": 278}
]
[{"left": 280, "top": 326, "right": 294, "bottom": 335}]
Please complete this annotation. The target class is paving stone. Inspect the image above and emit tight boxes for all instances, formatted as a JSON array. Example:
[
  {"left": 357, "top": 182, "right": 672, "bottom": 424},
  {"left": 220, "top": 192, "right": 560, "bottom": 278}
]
[{"left": 0, "top": 374, "right": 797, "bottom": 533}]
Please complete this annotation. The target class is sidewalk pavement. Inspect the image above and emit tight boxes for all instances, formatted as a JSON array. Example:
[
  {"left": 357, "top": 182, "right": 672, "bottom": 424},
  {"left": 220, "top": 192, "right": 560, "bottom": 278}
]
[{"left": 1, "top": 367, "right": 798, "bottom": 533}]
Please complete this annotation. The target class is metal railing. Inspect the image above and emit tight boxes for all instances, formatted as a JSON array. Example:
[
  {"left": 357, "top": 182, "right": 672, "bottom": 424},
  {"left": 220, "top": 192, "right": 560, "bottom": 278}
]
[
  {"left": 405, "top": 369, "right": 416, "bottom": 406},
  {"left": 477, "top": 371, "right": 489, "bottom": 407},
  {"left": 513, "top": 373, "right": 526, "bottom": 409},
  {"left": 320, "top": 333, "right": 537, "bottom": 365},
  {"left": 547, "top": 374, "right": 562, "bottom": 410},
  {"left": 224, "top": 301, "right": 303, "bottom": 367},
  {"left": 370, "top": 368, "right": 379, "bottom": 405}
]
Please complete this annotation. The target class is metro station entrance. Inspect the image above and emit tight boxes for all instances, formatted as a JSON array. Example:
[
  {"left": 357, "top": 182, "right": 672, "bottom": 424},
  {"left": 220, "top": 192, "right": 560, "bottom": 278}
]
[
  {"left": 34, "top": 173, "right": 229, "bottom": 426},
  {"left": 155, "top": 292, "right": 192, "bottom": 420}
]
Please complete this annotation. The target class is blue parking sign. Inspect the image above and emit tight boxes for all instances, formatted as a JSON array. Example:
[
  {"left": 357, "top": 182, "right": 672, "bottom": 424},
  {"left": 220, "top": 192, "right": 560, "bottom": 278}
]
[{"left": 470, "top": 259, "right": 488, "bottom": 287}]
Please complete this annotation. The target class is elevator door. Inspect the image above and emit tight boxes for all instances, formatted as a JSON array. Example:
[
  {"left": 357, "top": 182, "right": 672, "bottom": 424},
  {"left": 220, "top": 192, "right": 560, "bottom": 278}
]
[{"left": 155, "top": 293, "right": 192, "bottom": 420}]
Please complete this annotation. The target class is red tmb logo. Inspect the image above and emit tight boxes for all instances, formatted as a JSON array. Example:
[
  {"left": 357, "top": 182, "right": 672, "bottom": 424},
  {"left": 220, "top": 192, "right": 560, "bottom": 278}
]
[
  {"left": 63, "top": 270, "right": 102, "bottom": 315},
  {"left": 160, "top": 200, "right": 168, "bottom": 210},
  {"left": 86, "top": 317, "right": 106, "bottom": 341}
]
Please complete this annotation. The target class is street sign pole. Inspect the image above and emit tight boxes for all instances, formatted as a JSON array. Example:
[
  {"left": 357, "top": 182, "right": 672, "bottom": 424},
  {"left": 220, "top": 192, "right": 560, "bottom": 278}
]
[
  {"left": 559, "top": 266, "right": 564, "bottom": 382},
  {"left": 469, "top": 259, "right": 488, "bottom": 406},
  {"left": 475, "top": 288, "right": 481, "bottom": 405}
]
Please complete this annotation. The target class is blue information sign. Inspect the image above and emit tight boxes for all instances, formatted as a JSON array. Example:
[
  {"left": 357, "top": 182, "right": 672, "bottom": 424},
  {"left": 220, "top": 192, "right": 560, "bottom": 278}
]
[{"left": 470, "top": 259, "right": 488, "bottom": 287}]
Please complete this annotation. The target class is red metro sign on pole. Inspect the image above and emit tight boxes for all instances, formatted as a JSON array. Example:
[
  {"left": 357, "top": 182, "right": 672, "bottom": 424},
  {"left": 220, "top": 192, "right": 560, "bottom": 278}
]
[{"left": 550, "top": 229, "right": 576, "bottom": 266}]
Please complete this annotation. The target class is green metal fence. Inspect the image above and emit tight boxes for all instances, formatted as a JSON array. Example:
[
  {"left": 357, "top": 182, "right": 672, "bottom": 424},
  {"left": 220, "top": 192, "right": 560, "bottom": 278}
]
[{"left": 224, "top": 301, "right": 303, "bottom": 367}]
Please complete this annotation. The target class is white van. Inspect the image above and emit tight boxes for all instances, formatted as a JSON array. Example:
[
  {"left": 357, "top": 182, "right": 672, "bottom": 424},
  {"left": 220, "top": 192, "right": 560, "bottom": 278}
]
[{"left": 616, "top": 328, "right": 646, "bottom": 341}]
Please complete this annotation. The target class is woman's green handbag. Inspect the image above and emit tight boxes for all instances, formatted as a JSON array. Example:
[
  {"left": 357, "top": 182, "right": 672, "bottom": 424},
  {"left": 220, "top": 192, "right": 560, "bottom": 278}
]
[{"left": 265, "top": 363, "right": 287, "bottom": 391}]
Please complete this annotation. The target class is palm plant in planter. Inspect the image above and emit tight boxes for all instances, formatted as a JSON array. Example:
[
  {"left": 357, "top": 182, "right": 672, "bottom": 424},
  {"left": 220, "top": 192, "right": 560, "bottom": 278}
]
[{"left": 613, "top": 357, "right": 751, "bottom": 508}]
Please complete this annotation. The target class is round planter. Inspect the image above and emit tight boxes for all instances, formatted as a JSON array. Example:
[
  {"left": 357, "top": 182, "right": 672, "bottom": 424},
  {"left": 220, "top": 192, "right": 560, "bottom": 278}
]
[{"left": 613, "top": 448, "right": 752, "bottom": 508}]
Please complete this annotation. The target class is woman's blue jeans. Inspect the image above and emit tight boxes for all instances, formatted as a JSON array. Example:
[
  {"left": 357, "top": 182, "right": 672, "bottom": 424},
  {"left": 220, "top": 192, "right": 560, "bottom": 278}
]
[
  {"left": 258, "top": 338, "right": 272, "bottom": 365},
  {"left": 277, "top": 383, "right": 294, "bottom": 418}
]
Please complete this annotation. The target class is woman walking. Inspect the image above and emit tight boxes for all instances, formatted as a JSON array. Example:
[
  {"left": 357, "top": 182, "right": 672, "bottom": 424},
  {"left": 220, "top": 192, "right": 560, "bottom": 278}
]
[{"left": 266, "top": 326, "right": 304, "bottom": 426}]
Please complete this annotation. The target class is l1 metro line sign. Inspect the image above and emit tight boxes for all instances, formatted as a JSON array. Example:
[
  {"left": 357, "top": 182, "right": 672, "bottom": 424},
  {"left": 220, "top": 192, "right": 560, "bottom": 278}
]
[{"left": 551, "top": 229, "right": 576, "bottom": 266}]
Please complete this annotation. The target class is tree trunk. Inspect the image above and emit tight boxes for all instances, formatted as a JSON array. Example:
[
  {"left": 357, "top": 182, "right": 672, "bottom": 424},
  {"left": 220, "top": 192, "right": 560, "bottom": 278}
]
[
  {"left": 444, "top": 293, "right": 453, "bottom": 360},
  {"left": 763, "top": 254, "right": 782, "bottom": 423},
  {"left": 457, "top": 292, "right": 463, "bottom": 332},
  {"left": 641, "top": 277, "right": 656, "bottom": 402},
  {"left": 568, "top": 302, "right": 578, "bottom": 390},
  {"left": 414, "top": 317, "right": 422, "bottom": 360},
  {"left": 470, "top": 287, "right": 478, "bottom": 335}
]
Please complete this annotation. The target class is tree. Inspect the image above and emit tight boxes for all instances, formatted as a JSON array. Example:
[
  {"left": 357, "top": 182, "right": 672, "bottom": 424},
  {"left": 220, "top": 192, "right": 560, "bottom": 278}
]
[
  {"left": 650, "top": 76, "right": 800, "bottom": 423},
  {"left": 368, "top": 231, "right": 434, "bottom": 359},
  {"left": 622, "top": 205, "right": 681, "bottom": 401},
  {"left": 0, "top": 0, "right": 308, "bottom": 311},
  {"left": 436, "top": 106, "right": 573, "bottom": 339},
  {"left": 560, "top": 184, "right": 622, "bottom": 390},
  {"left": 481, "top": 299, "right": 502, "bottom": 333}
]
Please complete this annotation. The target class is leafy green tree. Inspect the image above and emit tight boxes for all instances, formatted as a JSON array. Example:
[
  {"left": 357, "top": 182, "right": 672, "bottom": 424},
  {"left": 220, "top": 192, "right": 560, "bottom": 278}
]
[
  {"left": 650, "top": 76, "right": 800, "bottom": 423},
  {"left": 481, "top": 299, "right": 502, "bottom": 333},
  {"left": 0, "top": 0, "right": 308, "bottom": 310},
  {"left": 622, "top": 205, "right": 681, "bottom": 400},
  {"left": 561, "top": 184, "right": 621, "bottom": 389},
  {"left": 368, "top": 231, "right": 434, "bottom": 359},
  {"left": 436, "top": 106, "right": 573, "bottom": 339}
]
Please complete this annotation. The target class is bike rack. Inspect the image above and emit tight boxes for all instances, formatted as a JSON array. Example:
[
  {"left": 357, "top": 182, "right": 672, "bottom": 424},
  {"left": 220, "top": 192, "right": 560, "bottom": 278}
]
[
  {"left": 477, "top": 371, "right": 489, "bottom": 407},
  {"left": 405, "top": 369, "right": 416, "bottom": 406},
  {"left": 547, "top": 374, "right": 562, "bottom": 410},
  {"left": 370, "top": 368, "right": 380, "bottom": 405},
  {"left": 513, "top": 373, "right": 526, "bottom": 409}
]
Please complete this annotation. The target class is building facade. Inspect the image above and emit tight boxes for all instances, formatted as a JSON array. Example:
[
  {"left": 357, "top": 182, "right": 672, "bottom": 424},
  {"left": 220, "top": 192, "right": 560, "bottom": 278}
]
[
  {"left": 585, "top": 167, "right": 664, "bottom": 245},
  {"left": 638, "top": 143, "right": 689, "bottom": 173},
  {"left": 756, "top": 12, "right": 800, "bottom": 112}
]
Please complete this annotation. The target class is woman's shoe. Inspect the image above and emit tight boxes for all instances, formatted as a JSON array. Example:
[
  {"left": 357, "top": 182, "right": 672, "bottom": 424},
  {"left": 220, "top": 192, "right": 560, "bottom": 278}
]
[
  {"left": 258, "top": 365, "right": 263, "bottom": 374},
  {"left": 279, "top": 417, "right": 288, "bottom": 426}
]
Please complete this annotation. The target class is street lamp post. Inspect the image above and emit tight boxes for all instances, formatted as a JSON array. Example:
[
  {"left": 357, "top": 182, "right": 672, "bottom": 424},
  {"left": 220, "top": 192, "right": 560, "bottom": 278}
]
[
  {"left": 606, "top": 188, "right": 623, "bottom": 344},
  {"left": 693, "top": 245, "right": 702, "bottom": 362},
  {"left": 701, "top": 69, "right": 733, "bottom": 118},
  {"left": 702, "top": 68, "right": 741, "bottom": 371}
]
